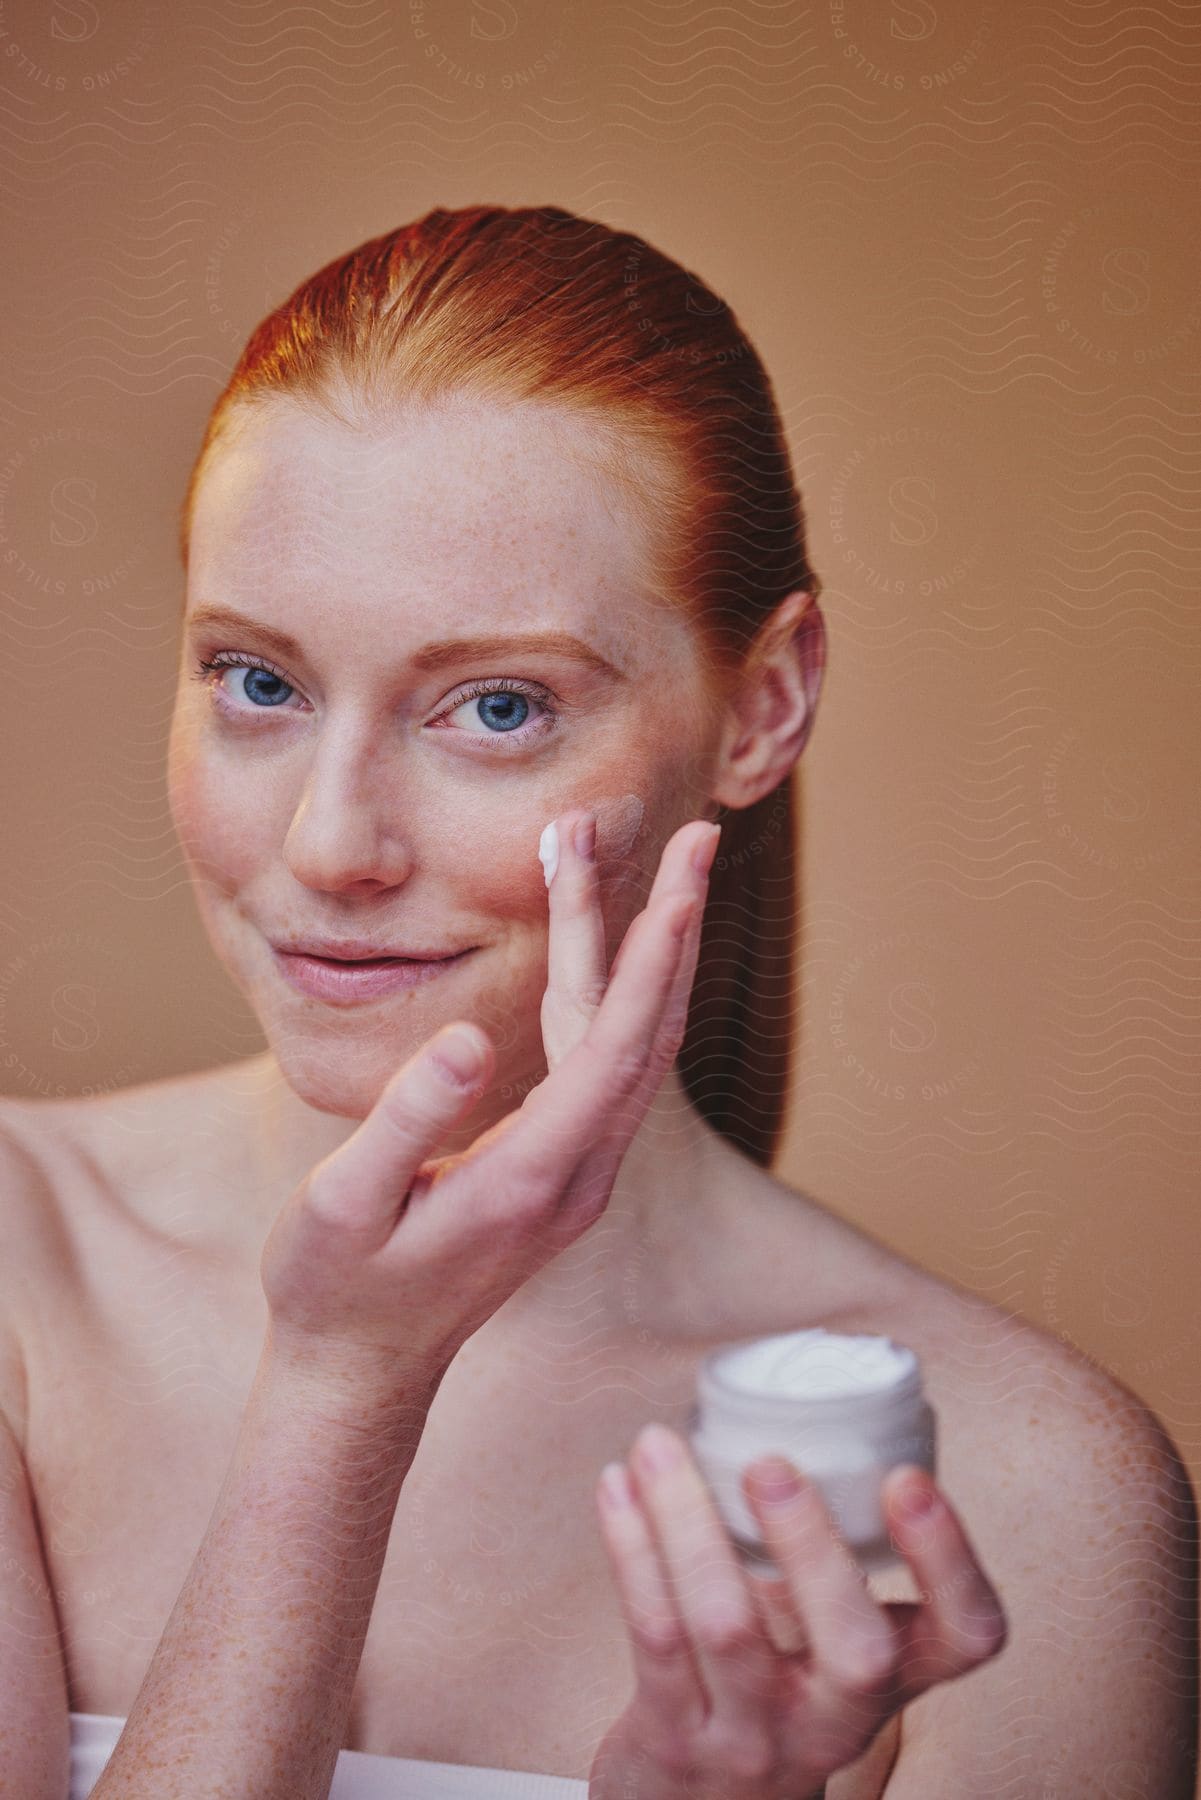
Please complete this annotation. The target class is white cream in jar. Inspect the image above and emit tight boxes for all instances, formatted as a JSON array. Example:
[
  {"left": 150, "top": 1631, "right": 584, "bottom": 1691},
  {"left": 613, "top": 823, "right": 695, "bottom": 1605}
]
[{"left": 687, "top": 1328, "right": 937, "bottom": 1579}]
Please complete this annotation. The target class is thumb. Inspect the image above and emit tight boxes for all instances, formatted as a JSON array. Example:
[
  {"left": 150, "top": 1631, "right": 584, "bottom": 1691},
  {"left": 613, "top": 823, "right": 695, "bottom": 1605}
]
[{"left": 302, "top": 1022, "right": 494, "bottom": 1247}]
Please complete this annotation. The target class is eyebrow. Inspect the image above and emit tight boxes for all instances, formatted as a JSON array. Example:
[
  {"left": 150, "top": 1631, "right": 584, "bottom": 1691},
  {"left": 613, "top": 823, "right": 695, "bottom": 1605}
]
[{"left": 185, "top": 604, "right": 628, "bottom": 682}]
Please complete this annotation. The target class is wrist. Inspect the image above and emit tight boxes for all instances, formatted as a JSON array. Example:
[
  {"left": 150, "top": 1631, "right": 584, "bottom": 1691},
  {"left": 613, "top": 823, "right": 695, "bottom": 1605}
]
[{"left": 259, "top": 1321, "right": 449, "bottom": 1449}]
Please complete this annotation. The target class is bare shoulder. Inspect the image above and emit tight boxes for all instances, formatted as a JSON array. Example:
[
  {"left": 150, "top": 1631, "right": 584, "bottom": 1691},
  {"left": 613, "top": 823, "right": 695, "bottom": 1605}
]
[
  {"left": 902, "top": 1259, "right": 1198, "bottom": 1608},
  {"left": 0, "top": 1097, "right": 77, "bottom": 1447},
  {"left": 752, "top": 1165, "right": 1180, "bottom": 1459},
  {"left": 0, "top": 1095, "right": 74, "bottom": 1280},
  {"left": 0, "top": 1064, "right": 254, "bottom": 1367},
  {"left": 804, "top": 1212, "right": 1200, "bottom": 1792},
  {"left": 0, "top": 1086, "right": 135, "bottom": 1307},
  {"left": 0, "top": 1062, "right": 258, "bottom": 1422},
  {"left": 0, "top": 1104, "right": 74, "bottom": 1800},
  {"left": 742, "top": 1165, "right": 1193, "bottom": 1554},
  {"left": 898, "top": 1323, "right": 1196, "bottom": 1789},
  {"left": 874, "top": 1250, "right": 1190, "bottom": 1509},
  {"left": 0, "top": 1059, "right": 255, "bottom": 1240},
  {"left": 0, "top": 1062, "right": 232, "bottom": 1179}
]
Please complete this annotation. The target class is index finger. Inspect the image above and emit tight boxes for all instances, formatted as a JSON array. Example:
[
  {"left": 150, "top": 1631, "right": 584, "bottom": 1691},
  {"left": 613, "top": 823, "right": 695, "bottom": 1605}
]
[
  {"left": 501, "top": 819, "right": 714, "bottom": 1193},
  {"left": 541, "top": 808, "right": 608, "bottom": 1070},
  {"left": 625, "top": 1426, "right": 781, "bottom": 1740}
]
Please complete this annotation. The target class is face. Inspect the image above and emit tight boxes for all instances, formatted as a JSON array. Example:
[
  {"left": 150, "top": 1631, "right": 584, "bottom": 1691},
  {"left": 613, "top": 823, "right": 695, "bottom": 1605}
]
[{"left": 168, "top": 392, "right": 724, "bottom": 1127}]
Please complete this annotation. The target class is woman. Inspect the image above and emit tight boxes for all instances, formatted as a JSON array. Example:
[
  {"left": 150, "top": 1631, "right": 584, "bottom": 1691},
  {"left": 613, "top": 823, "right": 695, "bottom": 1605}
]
[{"left": 0, "top": 205, "right": 1194, "bottom": 1800}]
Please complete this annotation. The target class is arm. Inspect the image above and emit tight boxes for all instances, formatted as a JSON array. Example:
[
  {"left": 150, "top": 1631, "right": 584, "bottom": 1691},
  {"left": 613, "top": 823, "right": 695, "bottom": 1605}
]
[
  {"left": 0, "top": 1120, "right": 71, "bottom": 1800},
  {"left": 0, "top": 1115, "right": 437, "bottom": 1800},
  {"left": 48, "top": 812, "right": 710, "bottom": 1800},
  {"left": 0, "top": 1407, "right": 70, "bottom": 1800},
  {"left": 881, "top": 1364, "right": 1199, "bottom": 1797},
  {"left": 92, "top": 813, "right": 716, "bottom": 1800},
  {"left": 0, "top": 1112, "right": 445, "bottom": 1800},
  {"left": 89, "top": 1331, "right": 446, "bottom": 1800}
]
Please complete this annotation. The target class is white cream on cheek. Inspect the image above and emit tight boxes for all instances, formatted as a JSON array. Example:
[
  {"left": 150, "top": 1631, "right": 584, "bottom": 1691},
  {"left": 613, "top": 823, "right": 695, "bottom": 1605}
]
[
  {"left": 539, "top": 794, "right": 646, "bottom": 889},
  {"left": 538, "top": 821, "right": 559, "bottom": 888}
]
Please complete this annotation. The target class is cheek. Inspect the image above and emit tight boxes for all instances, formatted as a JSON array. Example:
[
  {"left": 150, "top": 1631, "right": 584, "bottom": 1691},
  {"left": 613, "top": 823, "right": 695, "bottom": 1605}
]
[
  {"left": 592, "top": 792, "right": 645, "bottom": 863},
  {"left": 442, "top": 787, "right": 650, "bottom": 963},
  {"left": 166, "top": 714, "right": 266, "bottom": 884},
  {"left": 443, "top": 792, "right": 554, "bottom": 922}
]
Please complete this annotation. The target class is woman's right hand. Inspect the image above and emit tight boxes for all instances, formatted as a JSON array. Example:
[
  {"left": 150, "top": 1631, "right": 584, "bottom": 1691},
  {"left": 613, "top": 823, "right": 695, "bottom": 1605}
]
[{"left": 258, "top": 811, "right": 720, "bottom": 1399}]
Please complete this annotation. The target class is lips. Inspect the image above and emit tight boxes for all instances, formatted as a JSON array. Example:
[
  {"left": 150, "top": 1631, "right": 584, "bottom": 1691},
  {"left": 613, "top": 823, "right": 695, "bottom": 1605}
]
[
  {"left": 271, "top": 938, "right": 470, "bottom": 962},
  {"left": 270, "top": 943, "right": 475, "bottom": 1004},
  {"left": 310, "top": 953, "right": 406, "bottom": 966}
]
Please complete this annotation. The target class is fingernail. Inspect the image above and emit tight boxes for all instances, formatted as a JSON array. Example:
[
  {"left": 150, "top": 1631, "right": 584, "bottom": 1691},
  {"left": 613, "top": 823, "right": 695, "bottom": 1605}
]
[
  {"left": 691, "top": 823, "right": 720, "bottom": 877},
  {"left": 428, "top": 1025, "right": 485, "bottom": 1085},
  {"left": 634, "top": 1423, "right": 683, "bottom": 1473},
  {"left": 748, "top": 1458, "right": 804, "bottom": 1505},
  {"left": 598, "top": 1461, "right": 634, "bottom": 1511},
  {"left": 573, "top": 812, "right": 596, "bottom": 861},
  {"left": 898, "top": 1472, "right": 940, "bottom": 1518},
  {"left": 538, "top": 820, "right": 559, "bottom": 888}
]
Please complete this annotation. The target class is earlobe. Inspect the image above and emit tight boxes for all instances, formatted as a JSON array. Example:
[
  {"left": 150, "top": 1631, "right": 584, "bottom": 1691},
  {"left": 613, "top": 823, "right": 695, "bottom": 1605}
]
[{"left": 709, "top": 589, "right": 826, "bottom": 811}]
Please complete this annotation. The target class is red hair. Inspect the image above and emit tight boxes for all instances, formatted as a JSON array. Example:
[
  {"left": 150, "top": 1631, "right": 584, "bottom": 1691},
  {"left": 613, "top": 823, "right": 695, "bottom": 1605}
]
[{"left": 179, "top": 204, "right": 822, "bottom": 1168}]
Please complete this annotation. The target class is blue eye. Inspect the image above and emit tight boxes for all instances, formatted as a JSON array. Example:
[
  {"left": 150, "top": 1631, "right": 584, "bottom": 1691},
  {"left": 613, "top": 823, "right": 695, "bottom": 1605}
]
[
  {"left": 191, "top": 655, "right": 560, "bottom": 751},
  {"left": 240, "top": 668, "right": 291, "bottom": 707},
  {"left": 192, "top": 653, "right": 301, "bottom": 710},
  {"left": 476, "top": 691, "right": 527, "bottom": 732},
  {"left": 442, "top": 681, "right": 553, "bottom": 743}
]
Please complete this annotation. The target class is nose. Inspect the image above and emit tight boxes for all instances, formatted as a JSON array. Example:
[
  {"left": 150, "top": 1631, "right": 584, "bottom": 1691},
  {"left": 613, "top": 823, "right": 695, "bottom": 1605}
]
[{"left": 282, "top": 728, "right": 414, "bottom": 894}]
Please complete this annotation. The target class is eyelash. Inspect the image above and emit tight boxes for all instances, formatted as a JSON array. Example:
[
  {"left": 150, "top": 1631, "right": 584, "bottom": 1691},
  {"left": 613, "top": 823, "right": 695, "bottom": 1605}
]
[{"left": 189, "top": 652, "right": 560, "bottom": 751}]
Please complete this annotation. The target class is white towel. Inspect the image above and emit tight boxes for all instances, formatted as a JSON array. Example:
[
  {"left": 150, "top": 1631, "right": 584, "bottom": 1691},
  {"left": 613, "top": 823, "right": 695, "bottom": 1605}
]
[{"left": 69, "top": 1712, "right": 590, "bottom": 1800}]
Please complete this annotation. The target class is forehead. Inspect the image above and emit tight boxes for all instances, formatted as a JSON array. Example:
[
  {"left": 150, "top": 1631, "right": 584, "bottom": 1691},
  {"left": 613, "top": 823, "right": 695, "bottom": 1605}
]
[{"left": 186, "top": 394, "right": 691, "bottom": 669}]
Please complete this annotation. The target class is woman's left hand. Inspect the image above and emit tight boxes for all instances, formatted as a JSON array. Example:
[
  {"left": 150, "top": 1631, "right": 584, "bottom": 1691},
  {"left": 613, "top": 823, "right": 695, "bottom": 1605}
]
[{"left": 588, "top": 1424, "right": 1009, "bottom": 1800}]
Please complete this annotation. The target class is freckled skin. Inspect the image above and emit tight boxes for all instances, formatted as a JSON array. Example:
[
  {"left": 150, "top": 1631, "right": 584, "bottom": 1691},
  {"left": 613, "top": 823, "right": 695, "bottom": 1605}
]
[
  {"left": 589, "top": 792, "right": 646, "bottom": 865},
  {"left": 168, "top": 393, "right": 721, "bottom": 1144}
]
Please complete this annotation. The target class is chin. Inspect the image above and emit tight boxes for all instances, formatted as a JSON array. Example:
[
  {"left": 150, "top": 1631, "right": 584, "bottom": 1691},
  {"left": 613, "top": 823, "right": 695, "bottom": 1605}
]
[{"left": 270, "top": 1040, "right": 390, "bottom": 1119}]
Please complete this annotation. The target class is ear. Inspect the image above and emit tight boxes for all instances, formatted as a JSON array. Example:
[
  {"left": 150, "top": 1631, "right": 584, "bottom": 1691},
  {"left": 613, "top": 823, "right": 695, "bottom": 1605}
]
[{"left": 709, "top": 589, "right": 826, "bottom": 811}]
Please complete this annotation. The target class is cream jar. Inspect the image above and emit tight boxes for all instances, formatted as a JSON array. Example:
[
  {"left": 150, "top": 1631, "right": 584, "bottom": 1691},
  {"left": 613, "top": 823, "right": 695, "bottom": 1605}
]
[{"left": 687, "top": 1329, "right": 937, "bottom": 1580}]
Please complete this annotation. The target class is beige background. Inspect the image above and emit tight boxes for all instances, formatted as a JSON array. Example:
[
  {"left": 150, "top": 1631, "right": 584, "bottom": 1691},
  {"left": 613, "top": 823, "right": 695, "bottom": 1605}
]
[{"left": 2, "top": 0, "right": 1199, "bottom": 1773}]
